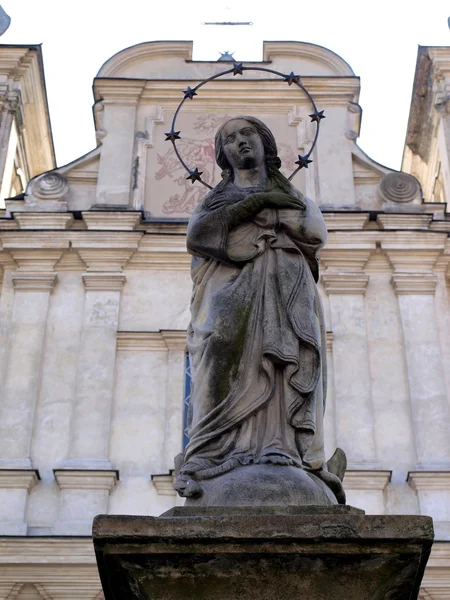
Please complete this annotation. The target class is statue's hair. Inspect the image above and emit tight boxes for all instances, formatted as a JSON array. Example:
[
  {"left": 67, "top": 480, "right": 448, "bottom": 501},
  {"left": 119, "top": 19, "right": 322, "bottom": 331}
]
[{"left": 214, "top": 116, "right": 292, "bottom": 194}]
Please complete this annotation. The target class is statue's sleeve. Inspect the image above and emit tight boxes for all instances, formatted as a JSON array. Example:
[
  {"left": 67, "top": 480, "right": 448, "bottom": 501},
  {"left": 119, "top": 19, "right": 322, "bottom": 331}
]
[
  {"left": 278, "top": 195, "right": 327, "bottom": 282},
  {"left": 186, "top": 200, "right": 231, "bottom": 264}
]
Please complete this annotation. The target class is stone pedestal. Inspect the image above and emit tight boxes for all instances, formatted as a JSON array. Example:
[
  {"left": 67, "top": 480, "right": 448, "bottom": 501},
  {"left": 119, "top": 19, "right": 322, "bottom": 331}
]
[{"left": 93, "top": 507, "right": 433, "bottom": 600}]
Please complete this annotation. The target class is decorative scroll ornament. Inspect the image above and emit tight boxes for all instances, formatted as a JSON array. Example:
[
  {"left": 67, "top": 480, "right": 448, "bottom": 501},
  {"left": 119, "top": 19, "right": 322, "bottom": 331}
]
[
  {"left": 379, "top": 172, "right": 421, "bottom": 204},
  {"left": 165, "top": 62, "right": 325, "bottom": 190},
  {"left": 30, "top": 172, "right": 69, "bottom": 201}
]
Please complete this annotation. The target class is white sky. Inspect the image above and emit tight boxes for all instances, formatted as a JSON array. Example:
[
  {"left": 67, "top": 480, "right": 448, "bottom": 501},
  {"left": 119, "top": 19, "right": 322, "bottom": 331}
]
[{"left": 2, "top": 0, "right": 449, "bottom": 169}]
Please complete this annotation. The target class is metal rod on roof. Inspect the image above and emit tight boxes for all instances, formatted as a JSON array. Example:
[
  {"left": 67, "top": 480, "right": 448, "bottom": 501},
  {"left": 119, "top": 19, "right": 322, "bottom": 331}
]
[{"left": 202, "top": 21, "right": 253, "bottom": 25}]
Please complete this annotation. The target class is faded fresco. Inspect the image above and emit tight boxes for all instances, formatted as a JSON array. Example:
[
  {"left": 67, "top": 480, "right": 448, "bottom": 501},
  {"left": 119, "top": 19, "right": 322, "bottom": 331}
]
[{"left": 151, "top": 114, "right": 297, "bottom": 216}]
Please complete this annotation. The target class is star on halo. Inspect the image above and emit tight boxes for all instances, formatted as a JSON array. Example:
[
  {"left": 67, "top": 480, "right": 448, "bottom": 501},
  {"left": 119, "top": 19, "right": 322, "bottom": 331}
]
[
  {"left": 232, "top": 62, "right": 244, "bottom": 76},
  {"left": 309, "top": 110, "right": 326, "bottom": 123},
  {"left": 283, "top": 71, "right": 300, "bottom": 86},
  {"left": 183, "top": 86, "right": 198, "bottom": 100},
  {"left": 164, "top": 130, "right": 181, "bottom": 142},
  {"left": 295, "top": 155, "right": 313, "bottom": 169},
  {"left": 186, "top": 168, "right": 203, "bottom": 183}
]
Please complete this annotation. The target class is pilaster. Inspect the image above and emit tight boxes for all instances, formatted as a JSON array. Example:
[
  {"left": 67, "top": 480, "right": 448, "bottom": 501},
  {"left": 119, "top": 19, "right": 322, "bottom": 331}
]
[
  {"left": 0, "top": 469, "right": 39, "bottom": 535},
  {"left": 343, "top": 470, "right": 391, "bottom": 515},
  {"left": 53, "top": 469, "right": 118, "bottom": 535},
  {"left": 388, "top": 252, "right": 450, "bottom": 469},
  {"left": 321, "top": 267, "right": 378, "bottom": 468},
  {"left": 64, "top": 272, "right": 126, "bottom": 471},
  {"left": 408, "top": 472, "right": 450, "bottom": 540},
  {"left": 0, "top": 270, "right": 57, "bottom": 468},
  {"left": 160, "top": 330, "right": 187, "bottom": 472}
]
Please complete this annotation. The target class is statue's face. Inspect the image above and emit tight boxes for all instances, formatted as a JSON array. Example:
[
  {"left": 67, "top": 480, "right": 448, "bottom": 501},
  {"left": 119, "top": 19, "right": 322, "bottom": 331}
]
[{"left": 220, "top": 119, "right": 265, "bottom": 171}]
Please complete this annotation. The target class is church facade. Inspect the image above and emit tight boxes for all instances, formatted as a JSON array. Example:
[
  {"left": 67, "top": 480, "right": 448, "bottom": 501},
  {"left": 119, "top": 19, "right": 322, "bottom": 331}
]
[{"left": 0, "top": 40, "right": 449, "bottom": 599}]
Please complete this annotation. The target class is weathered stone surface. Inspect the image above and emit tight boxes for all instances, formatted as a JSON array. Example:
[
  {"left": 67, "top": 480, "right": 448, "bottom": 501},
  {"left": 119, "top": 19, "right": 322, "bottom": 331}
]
[
  {"left": 183, "top": 465, "right": 338, "bottom": 507},
  {"left": 178, "top": 116, "right": 346, "bottom": 507},
  {"left": 93, "top": 509, "right": 433, "bottom": 600}
]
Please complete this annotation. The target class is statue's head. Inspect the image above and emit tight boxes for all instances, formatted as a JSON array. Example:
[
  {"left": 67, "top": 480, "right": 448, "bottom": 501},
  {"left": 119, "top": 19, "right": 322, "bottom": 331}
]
[{"left": 215, "top": 116, "right": 282, "bottom": 176}]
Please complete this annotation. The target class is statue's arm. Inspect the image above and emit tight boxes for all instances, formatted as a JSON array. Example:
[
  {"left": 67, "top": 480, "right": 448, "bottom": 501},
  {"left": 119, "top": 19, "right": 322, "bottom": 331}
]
[{"left": 186, "top": 194, "right": 270, "bottom": 262}]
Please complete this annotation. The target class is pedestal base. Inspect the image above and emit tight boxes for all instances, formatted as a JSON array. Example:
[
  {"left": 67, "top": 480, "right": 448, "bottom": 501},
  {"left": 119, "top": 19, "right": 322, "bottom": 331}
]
[{"left": 93, "top": 506, "right": 433, "bottom": 600}]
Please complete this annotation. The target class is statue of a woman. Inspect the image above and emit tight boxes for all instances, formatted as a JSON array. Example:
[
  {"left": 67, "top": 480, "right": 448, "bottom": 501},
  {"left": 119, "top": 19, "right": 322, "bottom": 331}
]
[{"left": 175, "top": 116, "right": 346, "bottom": 506}]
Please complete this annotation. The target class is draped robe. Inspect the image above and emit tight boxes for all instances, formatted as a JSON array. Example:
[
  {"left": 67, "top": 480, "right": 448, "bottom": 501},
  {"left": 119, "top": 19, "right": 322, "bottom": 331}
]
[{"left": 182, "top": 181, "right": 328, "bottom": 481}]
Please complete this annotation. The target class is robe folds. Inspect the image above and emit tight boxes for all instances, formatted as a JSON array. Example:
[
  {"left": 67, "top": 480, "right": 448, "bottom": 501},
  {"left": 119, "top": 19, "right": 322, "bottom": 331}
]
[{"left": 183, "top": 182, "right": 328, "bottom": 481}]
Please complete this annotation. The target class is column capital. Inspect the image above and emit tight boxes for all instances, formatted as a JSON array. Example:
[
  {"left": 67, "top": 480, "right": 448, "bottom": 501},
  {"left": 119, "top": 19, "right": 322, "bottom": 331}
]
[
  {"left": 343, "top": 470, "right": 392, "bottom": 491},
  {"left": 8, "top": 249, "right": 64, "bottom": 271},
  {"left": 319, "top": 249, "right": 371, "bottom": 272},
  {"left": 0, "top": 469, "right": 40, "bottom": 492},
  {"left": 116, "top": 331, "right": 168, "bottom": 351},
  {"left": 407, "top": 471, "right": 450, "bottom": 491},
  {"left": 54, "top": 469, "right": 118, "bottom": 492},
  {"left": 321, "top": 272, "right": 369, "bottom": 295},
  {"left": 82, "top": 272, "right": 126, "bottom": 291},
  {"left": 82, "top": 211, "right": 141, "bottom": 231},
  {"left": 78, "top": 250, "right": 134, "bottom": 272},
  {"left": 391, "top": 273, "right": 437, "bottom": 295},
  {"left": 326, "top": 331, "right": 333, "bottom": 353},
  {"left": 161, "top": 330, "right": 187, "bottom": 351},
  {"left": 11, "top": 271, "right": 57, "bottom": 292},
  {"left": 151, "top": 472, "right": 176, "bottom": 496}
]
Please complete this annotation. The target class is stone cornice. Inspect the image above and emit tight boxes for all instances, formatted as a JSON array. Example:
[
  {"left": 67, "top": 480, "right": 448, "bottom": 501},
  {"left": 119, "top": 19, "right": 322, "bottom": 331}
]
[
  {"left": 343, "top": 470, "right": 392, "bottom": 490},
  {"left": 385, "top": 250, "right": 442, "bottom": 273},
  {"left": 0, "top": 232, "right": 69, "bottom": 250},
  {"left": 0, "top": 250, "right": 17, "bottom": 270},
  {"left": 70, "top": 231, "right": 142, "bottom": 249},
  {"left": 82, "top": 272, "right": 126, "bottom": 291},
  {"left": 128, "top": 234, "right": 190, "bottom": 271},
  {"left": 117, "top": 332, "right": 168, "bottom": 352},
  {"left": 0, "top": 469, "right": 40, "bottom": 491},
  {"left": 377, "top": 214, "right": 433, "bottom": 230},
  {"left": 320, "top": 249, "right": 371, "bottom": 271},
  {"left": 8, "top": 249, "right": 63, "bottom": 271},
  {"left": 11, "top": 272, "right": 57, "bottom": 292},
  {"left": 407, "top": 471, "right": 450, "bottom": 491},
  {"left": 137, "top": 78, "right": 359, "bottom": 108},
  {"left": 391, "top": 273, "right": 438, "bottom": 295},
  {"left": 116, "top": 330, "right": 186, "bottom": 352},
  {"left": 78, "top": 249, "right": 134, "bottom": 272},
  {"left": 0, "top": 538, "right": 96, "bottom": 563},
  {"left": 160, "top": 330, "right": 187, "bottom": 351},
  {"left": 54, "top": 469, "right": 118, "bottom": 491},
  {"left": 93, "top": 79, "right": 145, "bottom": 104},
  {"left": 323, "top": 213, "right": 370, "bottom": 230},
  {"left": 151, "top": 472, "right": 176, "bottom": 496},
  {"left": 82, "top": 211, "right": 141, "bottom": 231},
  {"left": 321, "top": 272, "right": 370, "bottom": 295},
  {"left": 14, "top": 213, "right": 74, "bottom": 230},
  {"left": 326, "top": 331, "right": 333, "bottom": 353}
]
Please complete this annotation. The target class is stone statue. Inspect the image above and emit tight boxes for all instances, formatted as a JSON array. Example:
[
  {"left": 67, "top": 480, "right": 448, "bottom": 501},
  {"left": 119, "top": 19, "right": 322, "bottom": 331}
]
[{"left": 174, "top": 116, "right": 346, "bottom": 506}]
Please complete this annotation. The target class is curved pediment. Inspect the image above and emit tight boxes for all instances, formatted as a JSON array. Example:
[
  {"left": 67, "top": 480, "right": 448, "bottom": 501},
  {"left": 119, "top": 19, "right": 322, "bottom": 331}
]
[
  {"left": 97, "top": 41, "right": 193, "bottom": 78},
  {"left": 97, "top": 40, "right": 355, "bottom": 79},
  {"left": 263, "top": 41, "right": 355, "bottom": 77}
]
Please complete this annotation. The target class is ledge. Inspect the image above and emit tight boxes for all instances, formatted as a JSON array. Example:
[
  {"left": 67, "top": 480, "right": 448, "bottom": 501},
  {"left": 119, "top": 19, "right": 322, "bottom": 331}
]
[
  {"left": 151, "top": 472, "right": 176, "bottom": 496},
  {"left": 343, "top": 470, "right": 392, "bottom": 491},
  {"left": 321, "top": 272, "right": 370, "bottom": 295},
  {"left": 408, "top": 471, "right": 450, "bottom": 491},
  {"left": 0, "top": 469, "right": 40, "bottom": 491},
  {"left": 82, "top": 211, "right": 141, "bottom": 231},
  {"left": 82, "top": 272, "right": 126, "bottom": 291},
  {"left": 54, "top": 469, "right": 118, "bottom": 492},
  {"left": 14, "top": 213, "right": 74, "bottom": 230},
  {"left": 11, "top": 271, "right": 57, "bottom": 291},
  {"left": 391, "top": 273, "right": 437, "bottom": 295}
]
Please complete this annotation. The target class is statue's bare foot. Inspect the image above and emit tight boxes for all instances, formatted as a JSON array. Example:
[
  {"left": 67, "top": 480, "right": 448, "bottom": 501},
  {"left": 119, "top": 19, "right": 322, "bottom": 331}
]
[{"left": 260, "top": 454, "right": 294, "bottom": 466}]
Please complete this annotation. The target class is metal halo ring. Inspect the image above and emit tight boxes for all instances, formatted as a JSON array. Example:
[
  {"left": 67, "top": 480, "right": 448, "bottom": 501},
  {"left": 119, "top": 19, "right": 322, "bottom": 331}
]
[{"left": 164, "top": 62, "right": 325, "bottom": 190}]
